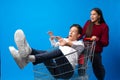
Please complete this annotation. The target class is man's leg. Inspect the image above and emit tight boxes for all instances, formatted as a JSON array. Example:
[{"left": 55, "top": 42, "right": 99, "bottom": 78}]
[
  {"left": 31, "top": 48, "right": 64, "bottom": 79},
  {"left": 30, "top": 49, "right": 47, "bottom": 65},
  {"left": 31, "top": 49, "right": 74, "bottom": 79},
  {"left": 9, "top": 29, "right": 60, "bottom": 69},
  {"left": 54, "top": 56, "right": 74, "bottom": 79},
  {"left": 44, "top": 60, "right": 61, "bottom": 79},
  {"left": 31, "top": 48, "right": 63, "bottom": 64}
]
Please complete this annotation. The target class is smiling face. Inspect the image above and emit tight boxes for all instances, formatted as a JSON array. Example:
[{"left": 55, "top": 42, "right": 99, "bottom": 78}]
[
  {"left": 90, "top": 10, "right": 100, "bottom": 24},
  {"left": 68, "top": 26, "right": 80, "bottom": 41}
]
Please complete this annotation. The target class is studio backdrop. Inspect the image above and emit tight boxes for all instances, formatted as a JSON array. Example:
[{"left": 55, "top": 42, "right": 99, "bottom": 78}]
[{"left": 1, "top": 0, "right": 120, "bottom": 80}]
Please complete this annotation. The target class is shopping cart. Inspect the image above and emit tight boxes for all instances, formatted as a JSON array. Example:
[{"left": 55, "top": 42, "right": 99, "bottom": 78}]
[
  {"left": 78, "top": 38, "right": 96, "bottom": 80},
  {"left": 33, "top": 38, "right": 96, "bottom": 80}
]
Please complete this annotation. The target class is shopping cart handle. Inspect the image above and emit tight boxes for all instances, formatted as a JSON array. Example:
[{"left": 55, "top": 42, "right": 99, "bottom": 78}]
[{"left": 84, "top": 38, "right": 92, "bottom": 41}]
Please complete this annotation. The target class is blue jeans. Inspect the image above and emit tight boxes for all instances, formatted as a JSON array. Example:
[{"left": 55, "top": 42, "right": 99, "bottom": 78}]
[{"left": 31, "top": 48, "right": 74, "bottom": 79}]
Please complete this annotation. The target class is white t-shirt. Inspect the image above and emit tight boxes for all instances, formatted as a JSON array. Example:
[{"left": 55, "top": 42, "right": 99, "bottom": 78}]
[{"left": 49, "top": 38, "right": 84, "bottom": 68}]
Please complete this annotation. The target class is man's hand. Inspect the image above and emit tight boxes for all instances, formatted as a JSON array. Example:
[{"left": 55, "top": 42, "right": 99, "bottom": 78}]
[
  {"left": 58, "top": 38, "right": 67, "bottom": 46},
  {"left": 48, "top": 31, "right": 53, "bottom": 36},
  {"left": 48, "top": 31, "right": 55, "bottom": 40},
  {"left": 55, "top": 36, "right": 62, "bottom": 40},
  {"left": 55, "top": 36, "right": 67, "bottom": 46}
]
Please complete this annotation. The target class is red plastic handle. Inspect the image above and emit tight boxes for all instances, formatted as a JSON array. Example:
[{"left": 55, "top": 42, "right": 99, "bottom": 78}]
[{"left": 84, "top": 38, "right": 92, "bottom": 40}]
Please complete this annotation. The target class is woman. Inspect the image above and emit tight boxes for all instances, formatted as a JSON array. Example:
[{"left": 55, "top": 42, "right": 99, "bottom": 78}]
[
  {"left": 78, "top": 8, "right": 109, "bottom": 80},
  {"left": 9, "top": 24, "right": 84, "bottom": 79}
]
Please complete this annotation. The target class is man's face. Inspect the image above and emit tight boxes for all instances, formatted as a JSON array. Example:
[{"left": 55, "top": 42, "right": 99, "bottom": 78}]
[{"left": 68, "top": 26, "right": 80, "bottom": 41}]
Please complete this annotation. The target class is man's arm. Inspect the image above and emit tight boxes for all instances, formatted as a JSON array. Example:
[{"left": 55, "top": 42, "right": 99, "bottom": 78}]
[
  {"left": 48, "top": 31, "right": 59, "bottom": 47},
  {"left": 71, "top": 41, "right": 84, "bottom": 55}
]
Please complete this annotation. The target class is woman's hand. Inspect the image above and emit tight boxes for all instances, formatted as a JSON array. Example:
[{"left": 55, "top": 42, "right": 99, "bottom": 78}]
[{"left": 91, "top": 36, "right": 99, "bottom": 41}]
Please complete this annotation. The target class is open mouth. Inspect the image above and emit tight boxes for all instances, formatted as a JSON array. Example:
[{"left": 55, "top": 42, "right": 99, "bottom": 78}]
[
  {"left": 91, "top": 18, "right": 94, "bottom": 21},
  {"left": 69, "top": 35, "right": 72, "bottom": 37}
]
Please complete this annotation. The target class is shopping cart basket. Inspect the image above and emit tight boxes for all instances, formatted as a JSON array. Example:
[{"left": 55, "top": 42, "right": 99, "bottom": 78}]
[
  {"left": 78, "top": 38, "right": 96, "bottom": 80},
  {"left": 33, "top": 38, "right": 96, "bottom": 80}
]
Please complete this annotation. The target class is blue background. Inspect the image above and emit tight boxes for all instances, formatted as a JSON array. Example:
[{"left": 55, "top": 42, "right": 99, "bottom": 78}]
[{"left": 1, "top": 0, "right": 120, "bottom": 80}]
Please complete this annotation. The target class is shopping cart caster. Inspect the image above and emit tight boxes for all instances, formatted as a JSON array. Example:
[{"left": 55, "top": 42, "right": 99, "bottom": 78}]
[{"left": 76, "top": 75, "right": 88, "bottom": 80}]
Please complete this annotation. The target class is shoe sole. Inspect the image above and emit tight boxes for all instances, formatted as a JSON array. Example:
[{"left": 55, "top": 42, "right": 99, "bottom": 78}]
[
  {"left": 14, "top": 29, "right": 31, "bottom": 57},
  {"left": 9, "top": 46, "right": 24, "bottom": 69}
]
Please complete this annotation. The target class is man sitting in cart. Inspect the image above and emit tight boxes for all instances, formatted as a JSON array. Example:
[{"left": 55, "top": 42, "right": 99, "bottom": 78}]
[{"left": 9, "top": 24, "right": 84, "bottom": 79}]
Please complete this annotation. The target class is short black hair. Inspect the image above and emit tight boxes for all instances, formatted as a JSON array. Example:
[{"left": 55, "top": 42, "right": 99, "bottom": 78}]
[{"left": 70, "top": 24, "right": 82, "bottom": 34}]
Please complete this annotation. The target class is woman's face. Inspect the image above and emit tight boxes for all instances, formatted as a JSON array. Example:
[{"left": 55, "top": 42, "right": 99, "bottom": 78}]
[
  {"left": 90, "top": 10, "right": 100, "bottom": 24},
  {"left": 68, "top": 26, "right": 80, "bottom": 41}
]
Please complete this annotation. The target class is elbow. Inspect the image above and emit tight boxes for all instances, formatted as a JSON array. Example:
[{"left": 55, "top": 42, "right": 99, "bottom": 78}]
[
  {"left": 101, "top": 40, "right": 109, "bottom": 47},
  {"left": 71, "top": 45, "right": 85, "bottom": 53},
  {"left": 78, "top": 46, "right": 85, "bottom": 53}
]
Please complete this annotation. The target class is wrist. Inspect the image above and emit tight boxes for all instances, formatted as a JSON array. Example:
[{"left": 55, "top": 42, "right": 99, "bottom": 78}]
[{"left": 66, "top": 41, "right": 73, "bottom": 47}]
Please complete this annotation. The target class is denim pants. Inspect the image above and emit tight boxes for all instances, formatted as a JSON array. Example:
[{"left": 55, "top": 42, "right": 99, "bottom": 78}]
[{"left": 31, "top": 48, "right": 74, "bottom": 79}]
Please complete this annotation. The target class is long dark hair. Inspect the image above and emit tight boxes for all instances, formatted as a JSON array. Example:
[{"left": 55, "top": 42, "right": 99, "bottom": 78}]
[
  {"left": 85, "top": 8, "right": 106, "bottom": 38},
  {"left": 91, "top": 8, "right": 106, "bottom": 24}
]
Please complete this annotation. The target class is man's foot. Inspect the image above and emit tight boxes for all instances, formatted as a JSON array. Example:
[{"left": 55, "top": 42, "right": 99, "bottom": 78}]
[
  {"left": 9, "top": 46, "right": 28, "bottom": 69},
  {"left": 14, "top": 29, "right": 32, "bottom": 57}
]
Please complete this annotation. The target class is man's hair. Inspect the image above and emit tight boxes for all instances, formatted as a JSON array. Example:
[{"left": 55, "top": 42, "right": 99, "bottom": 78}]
[{"left": 70, "top": 24, "right": 82, "bottom": 34}]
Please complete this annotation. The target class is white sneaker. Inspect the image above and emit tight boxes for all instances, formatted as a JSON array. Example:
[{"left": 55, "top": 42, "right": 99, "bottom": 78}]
[
  {"left": 9, "top": 46, "right": 28, "bottom": 69},
  {"left": 14, "top": 29, "right": 32, "bottom": 57}
]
